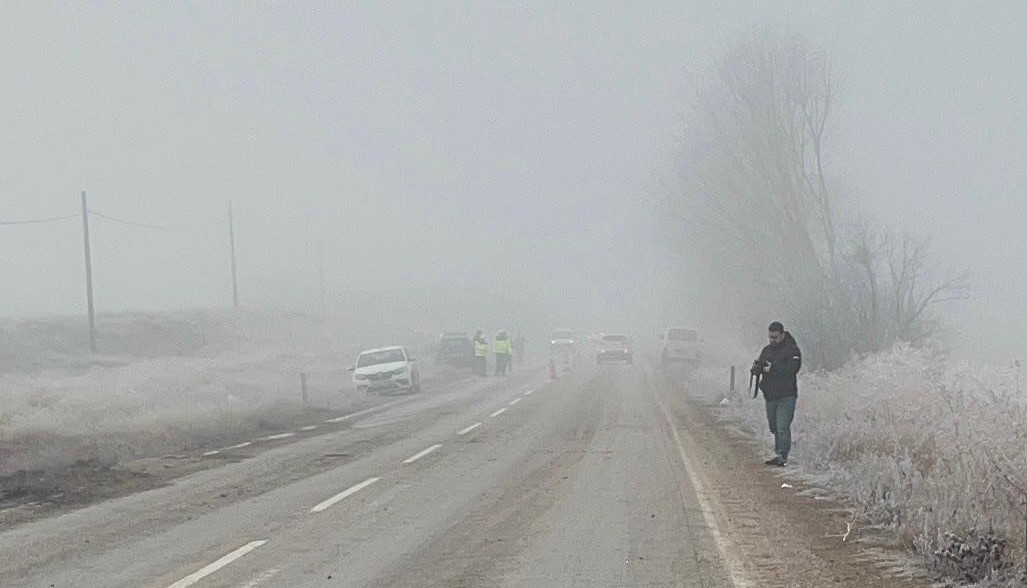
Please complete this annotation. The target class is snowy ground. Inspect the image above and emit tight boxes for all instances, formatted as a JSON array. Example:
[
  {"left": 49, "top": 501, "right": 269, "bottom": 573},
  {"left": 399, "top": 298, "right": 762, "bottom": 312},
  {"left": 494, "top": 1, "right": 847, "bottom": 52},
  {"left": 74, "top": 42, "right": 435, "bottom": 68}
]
[
  {"left": 0, "top": 310, "right": 441, "bottom": 475},
  {"left": 689, "top": 344, "right": 1027, "bottom": 586}
]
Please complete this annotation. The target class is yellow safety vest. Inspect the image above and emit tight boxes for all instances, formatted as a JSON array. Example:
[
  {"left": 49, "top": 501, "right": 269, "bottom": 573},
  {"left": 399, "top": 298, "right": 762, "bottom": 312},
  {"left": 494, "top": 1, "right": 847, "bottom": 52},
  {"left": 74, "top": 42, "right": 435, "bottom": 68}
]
[
  {"left": 494, "top": 339, "right": 512, "bottom": 354},
  {"left": 474, "top": 340, "right": 488, "bottom": 357}
]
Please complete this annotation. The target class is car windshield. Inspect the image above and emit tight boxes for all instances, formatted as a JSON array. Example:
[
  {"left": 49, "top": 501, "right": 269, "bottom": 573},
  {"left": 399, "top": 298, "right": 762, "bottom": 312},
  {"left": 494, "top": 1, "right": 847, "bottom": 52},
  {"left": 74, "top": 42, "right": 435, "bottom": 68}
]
[
  {"left": 551, "top": 330, "right": 574, "bottom": 340},
  {"left": 602, "top": 335, "right": 628, "bottom": 342},
  {"left": 667, "top": 329, "right": 698, "bottom": 342},
  {"left": 440, "top": 338, "right": 466, "bottom": 350},
  {"left": 357, "top": 349, "right": 406, "bottom": 367}
]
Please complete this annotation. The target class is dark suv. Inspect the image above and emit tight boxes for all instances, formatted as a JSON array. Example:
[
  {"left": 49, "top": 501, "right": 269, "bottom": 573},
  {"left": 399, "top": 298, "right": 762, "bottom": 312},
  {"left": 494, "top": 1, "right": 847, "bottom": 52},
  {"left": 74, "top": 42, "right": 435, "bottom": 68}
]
[{"left": 435, "top": 332, "right": 473, "bottom": 367}]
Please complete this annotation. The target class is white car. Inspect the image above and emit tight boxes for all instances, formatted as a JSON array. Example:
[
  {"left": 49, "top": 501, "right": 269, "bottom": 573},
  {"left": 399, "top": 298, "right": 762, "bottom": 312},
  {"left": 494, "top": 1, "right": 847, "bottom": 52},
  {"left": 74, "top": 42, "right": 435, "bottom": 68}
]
[
  {"left": 659, "top": 327, "right": 702, "bottom": 368},
  {"left": 549, "top": 328, "right": 576, "bottom": 355},
  {"left": 350, "top": 346, "right": 421, "bottom": 394}
]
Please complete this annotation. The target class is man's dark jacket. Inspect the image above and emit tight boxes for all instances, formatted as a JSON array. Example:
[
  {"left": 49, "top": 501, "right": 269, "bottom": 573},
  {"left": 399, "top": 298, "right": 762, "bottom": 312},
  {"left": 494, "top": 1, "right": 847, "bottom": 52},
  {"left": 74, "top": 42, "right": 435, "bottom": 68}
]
[{"left": 754, "top": 332, "right": 802, "bottom": 400}]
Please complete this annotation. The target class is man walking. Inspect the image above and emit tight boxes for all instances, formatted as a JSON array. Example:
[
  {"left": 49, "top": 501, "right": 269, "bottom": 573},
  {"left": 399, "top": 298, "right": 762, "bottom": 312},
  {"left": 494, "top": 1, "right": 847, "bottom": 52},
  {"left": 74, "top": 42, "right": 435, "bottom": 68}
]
[{"left": 751, "top": 321, "right": 802, "bottom": 466}]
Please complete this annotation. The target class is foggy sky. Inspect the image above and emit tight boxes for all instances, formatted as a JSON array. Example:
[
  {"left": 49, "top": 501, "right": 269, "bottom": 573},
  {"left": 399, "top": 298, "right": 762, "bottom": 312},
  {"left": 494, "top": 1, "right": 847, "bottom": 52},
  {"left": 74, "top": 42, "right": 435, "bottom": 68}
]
[{"left": 2, "top": 2, "right": 1025, "bottom": 361}]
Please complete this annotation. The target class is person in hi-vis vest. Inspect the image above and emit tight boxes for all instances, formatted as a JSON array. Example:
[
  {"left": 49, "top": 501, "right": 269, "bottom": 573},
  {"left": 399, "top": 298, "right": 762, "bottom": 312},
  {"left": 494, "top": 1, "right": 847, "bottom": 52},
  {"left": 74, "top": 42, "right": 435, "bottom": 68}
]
[
  {"left": 473, "top": 330, "right": 489, "bottom": 377},
  {"left": 494, "top": 330, "right": 512, "bottom": 376}
]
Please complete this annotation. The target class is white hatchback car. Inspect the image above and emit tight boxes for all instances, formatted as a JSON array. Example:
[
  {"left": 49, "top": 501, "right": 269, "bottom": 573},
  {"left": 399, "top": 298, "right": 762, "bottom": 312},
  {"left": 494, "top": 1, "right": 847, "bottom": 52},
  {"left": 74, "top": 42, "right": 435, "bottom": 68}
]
[{"left": 350, "top": 346, "right": 421, "bottom": 395}]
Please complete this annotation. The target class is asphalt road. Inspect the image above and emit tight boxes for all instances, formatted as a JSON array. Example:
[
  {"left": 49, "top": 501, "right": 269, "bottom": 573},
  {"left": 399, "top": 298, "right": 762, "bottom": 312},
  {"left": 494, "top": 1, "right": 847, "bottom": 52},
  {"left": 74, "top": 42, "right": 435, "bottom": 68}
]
[{"left": 0, "top": 360, "right": 928, "bottom": 588}]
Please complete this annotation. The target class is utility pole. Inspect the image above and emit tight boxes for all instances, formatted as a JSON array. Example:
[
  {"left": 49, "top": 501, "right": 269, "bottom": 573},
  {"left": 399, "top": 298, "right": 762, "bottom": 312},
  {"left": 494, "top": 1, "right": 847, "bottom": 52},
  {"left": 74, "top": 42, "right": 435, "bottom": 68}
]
[
  {"left": 229, "top": 200, "right": 239, "bottom": 309},
  {"left": 81, "top": 191, "right": 97, "bottom": 352},
  {"left": 318, "top": 234, "right": 326, "bottom": 316}
]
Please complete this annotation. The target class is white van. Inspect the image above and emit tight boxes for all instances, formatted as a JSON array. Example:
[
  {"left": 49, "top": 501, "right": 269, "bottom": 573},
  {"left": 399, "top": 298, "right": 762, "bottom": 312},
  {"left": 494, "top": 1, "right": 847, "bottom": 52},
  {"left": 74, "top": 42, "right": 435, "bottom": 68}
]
[{"left": 659, "top": 327, "right": 701, "bottom": 368}]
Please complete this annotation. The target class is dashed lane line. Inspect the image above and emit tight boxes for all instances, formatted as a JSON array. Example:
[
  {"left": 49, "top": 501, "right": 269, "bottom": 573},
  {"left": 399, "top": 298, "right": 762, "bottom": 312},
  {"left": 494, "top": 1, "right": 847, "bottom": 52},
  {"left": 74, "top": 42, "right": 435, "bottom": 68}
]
[
  {"left": 237, "top": 568, "right": 280, "bottom": 588},
  {"left": 310, "top": 477, "right": 381, "bottom": 513},
  {"left": 298, "top": 425, "right": 318, "bottom": 431},
  {"left": 323, "top": 397, "right": 416, "bottom": 424},
  {"left": 166, "top": 540, "right": 268, "bottom": 588},
  {"left": 264, "top": 432, "right": 296, "bottom": 441},
  {"left": 508, "top": 398, "right": 522, "bottom": 406},
  {"left": 402, "top": 444, "right": 443, "bottom": 464},
  {"left": 490, "top": 408, "right": 507, "bottom": 418},
  {"left": 457, "top": 422, "right": 482, "bottom": 436}
]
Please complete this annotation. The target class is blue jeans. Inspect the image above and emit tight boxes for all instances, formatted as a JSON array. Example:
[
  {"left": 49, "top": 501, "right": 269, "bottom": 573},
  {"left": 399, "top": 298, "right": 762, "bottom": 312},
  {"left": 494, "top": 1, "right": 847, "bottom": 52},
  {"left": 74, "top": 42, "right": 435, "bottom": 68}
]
[{"left": 765, "top": 395, "right": 796, "bottom": 460}]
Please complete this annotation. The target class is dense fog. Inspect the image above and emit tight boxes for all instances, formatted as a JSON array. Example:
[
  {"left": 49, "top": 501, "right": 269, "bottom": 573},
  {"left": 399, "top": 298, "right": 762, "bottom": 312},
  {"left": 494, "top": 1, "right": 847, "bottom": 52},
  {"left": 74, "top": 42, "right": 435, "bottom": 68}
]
[{"left": 3, "top": 2, "right": 1025, "bottom": 361}]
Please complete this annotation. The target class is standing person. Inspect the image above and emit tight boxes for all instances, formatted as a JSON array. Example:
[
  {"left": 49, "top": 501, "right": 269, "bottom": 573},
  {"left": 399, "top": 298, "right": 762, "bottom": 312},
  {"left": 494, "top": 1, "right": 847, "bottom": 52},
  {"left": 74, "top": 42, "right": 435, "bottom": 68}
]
[
  {"left": 751, "top": 321, "right": 802, "bottom": 466},
  {"left": 473, "top": 330, "right": 489, "bottom": 377},
  {"left": 494, "top": 330, "right": 512, "bottom": 376}
]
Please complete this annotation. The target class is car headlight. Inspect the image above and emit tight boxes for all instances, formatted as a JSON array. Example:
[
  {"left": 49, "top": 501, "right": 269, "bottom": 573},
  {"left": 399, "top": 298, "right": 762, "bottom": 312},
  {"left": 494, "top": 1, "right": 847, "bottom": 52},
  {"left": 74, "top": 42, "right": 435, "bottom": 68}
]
[{"left": 354, "top": 374, "right": 368, "bottom": 381}]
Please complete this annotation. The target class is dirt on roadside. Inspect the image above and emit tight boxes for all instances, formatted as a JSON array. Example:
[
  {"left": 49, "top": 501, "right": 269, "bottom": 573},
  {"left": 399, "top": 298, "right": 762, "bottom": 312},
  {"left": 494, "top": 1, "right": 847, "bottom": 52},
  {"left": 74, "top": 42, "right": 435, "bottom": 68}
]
[
  {"left": 656, "top": 371, "right": 935, "bottom": 588},
  {"left": 0, "top": 402, "right": 355, "bottom": 527}
]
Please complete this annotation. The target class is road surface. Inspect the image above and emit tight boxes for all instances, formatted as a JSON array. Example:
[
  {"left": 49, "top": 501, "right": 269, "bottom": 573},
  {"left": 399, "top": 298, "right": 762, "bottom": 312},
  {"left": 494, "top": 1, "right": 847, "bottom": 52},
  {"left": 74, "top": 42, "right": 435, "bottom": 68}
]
[{"left": 0, "top": 361, "right": 929, "bottom": 587}]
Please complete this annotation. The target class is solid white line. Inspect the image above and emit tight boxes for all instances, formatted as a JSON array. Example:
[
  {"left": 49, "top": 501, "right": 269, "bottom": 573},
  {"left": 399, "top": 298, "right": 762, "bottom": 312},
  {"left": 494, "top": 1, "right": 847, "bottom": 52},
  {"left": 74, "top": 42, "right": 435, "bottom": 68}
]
[
  {"left": 264, "top": 432, "right": 295, "bottom": 440},
  {"left": 650, "top": 378, "right": 753, "bottom": 588},
  {"left": 224, "top": 442, "right": 252, "bottom": 450},
  {"left": 402, "top": 444, "right": 442, "bottom": 464},
  {"left": 299, "top": 425, "right": 318, "bottom": 431},
  {"left": 202, "top": 450, "right": 220, "bottom": 457},
  {"left": 166, "top": 540, "right": 268, "bottom": 588},
  {"left": 310, "top": 477, "right": 381, "bottom": 513},
  {"left": 490, "top": 408, "right": 507, "bottom": 417},
  {"left": 508, "top": 398, "right": 522, "bottom": 406},
  {"left": 323, "top": 397, "right": 413, "bottom": 423},
  {"left": 457, "top": 422, "right": 482, "bottom": 436}
]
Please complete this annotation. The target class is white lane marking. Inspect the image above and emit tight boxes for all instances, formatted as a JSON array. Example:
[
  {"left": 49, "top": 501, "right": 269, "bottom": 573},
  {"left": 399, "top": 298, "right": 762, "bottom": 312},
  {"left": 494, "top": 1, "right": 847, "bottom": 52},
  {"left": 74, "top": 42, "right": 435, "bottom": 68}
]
[
  {"left": 524, "top": 389, "right": 534, "bottom": 396},
  {"left": 403, "top": 444, "right": 442, "bottom": 464},
  {"left": 490, "top": 407, "right": 507, "bottom": 417},
  {"left": 457, "top": 422, "right": 482, "bottom": 436},
  {"left": 224, "top": 442, "right": 252, "bottom": 450},
  {"left": 202, "top": 450, "right": 220, "bottom": 457},
  {"left": 310, "top": 477, "right": 381, "bottom": 513},
  {"left": 264, "top": 432, "right": 295, "bottom": 440},
  {"left": 166, "top": 540, "right": 268, "bottom": 588},
  {"left": 299, "top": 425, "right": 318, "bottom": 431},
  {"left": 651, "top": 378, "right": 753, "bottom": 588},
  {"left": 508, "top": 398, "right": 522, "bottom": 406},
  {"left": 237, "top": 568, "right": 280, "bottom": 588},
  {"left": 323, "top": 397, "right": 413, "bottom": 423}
]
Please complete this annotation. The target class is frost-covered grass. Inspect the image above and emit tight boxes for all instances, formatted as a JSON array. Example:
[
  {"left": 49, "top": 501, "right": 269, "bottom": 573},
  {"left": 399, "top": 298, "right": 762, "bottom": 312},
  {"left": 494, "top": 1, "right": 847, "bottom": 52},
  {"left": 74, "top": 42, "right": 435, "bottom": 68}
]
[
  {"left": 697, "top": 345, "right": 1027, "bottom": 585},
  {"left": 0, "top": 310, "right": 363, "bottom": 474}
]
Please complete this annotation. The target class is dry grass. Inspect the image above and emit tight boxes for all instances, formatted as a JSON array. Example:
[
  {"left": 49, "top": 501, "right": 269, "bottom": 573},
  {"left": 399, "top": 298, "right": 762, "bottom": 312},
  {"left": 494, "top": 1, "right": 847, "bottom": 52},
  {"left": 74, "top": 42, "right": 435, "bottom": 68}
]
[
  {"left": 696, "top": 344, "right": 1027, "bottom": 586},
  {"left": 0, "top": 310, "right": 362, "bottom": 476}
]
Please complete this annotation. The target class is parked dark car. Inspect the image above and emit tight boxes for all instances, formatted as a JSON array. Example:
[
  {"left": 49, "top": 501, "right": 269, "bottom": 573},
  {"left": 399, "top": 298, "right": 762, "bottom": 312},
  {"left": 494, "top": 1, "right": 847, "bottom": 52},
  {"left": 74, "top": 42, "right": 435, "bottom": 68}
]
[{"left": 435, "top": 332, "right": 473, "bottom": 367}]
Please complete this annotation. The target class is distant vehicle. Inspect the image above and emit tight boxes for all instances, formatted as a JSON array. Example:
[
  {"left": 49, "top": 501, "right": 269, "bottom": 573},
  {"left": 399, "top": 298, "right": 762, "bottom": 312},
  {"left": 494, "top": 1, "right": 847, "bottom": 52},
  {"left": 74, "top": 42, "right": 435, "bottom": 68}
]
[
  {"left": 435, "top": 332, "right": 472, "bottom": 367},
  {"left": 659, "top": 327, "right": 702, "bottom": 368},
  {"left": 550, "top": 328, "right": 576, "bottom": 356},
  {"left": 350, "top": 346, "right": 420, "bottom": 394},
  {"left": 597, "top": 334, "right": 633, "bottom": 364}
]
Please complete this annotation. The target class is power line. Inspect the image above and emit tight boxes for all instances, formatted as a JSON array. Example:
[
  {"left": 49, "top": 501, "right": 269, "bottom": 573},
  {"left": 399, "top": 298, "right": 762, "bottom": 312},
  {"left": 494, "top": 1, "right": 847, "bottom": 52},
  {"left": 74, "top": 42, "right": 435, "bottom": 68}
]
[
  {"left": 87, "top": 209, "right": 174, "bottom": 230},
  {"left": 0, "top": 213, "right": 77, "bottom": 226}
]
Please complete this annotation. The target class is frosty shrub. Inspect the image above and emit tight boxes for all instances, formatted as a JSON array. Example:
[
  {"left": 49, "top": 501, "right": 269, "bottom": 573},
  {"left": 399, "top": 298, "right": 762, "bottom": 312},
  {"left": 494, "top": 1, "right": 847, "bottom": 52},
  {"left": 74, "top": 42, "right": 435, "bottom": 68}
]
[{"left": 705, "top": 344, "right": 1027, "bottom": 583}]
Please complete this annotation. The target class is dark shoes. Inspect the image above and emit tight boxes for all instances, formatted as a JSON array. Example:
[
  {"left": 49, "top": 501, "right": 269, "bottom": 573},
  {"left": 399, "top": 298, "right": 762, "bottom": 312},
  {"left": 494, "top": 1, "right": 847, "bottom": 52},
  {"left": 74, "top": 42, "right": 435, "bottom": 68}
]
[{"left": 764, "top": 456, "right": 787, "bottom": 467}]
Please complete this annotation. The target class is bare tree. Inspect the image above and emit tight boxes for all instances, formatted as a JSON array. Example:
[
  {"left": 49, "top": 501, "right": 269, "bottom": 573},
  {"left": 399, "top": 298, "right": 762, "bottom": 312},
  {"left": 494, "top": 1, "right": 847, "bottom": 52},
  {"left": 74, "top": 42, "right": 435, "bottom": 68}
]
[{"left": 661, "top": 33, "right": 966, "bottom": 368}]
